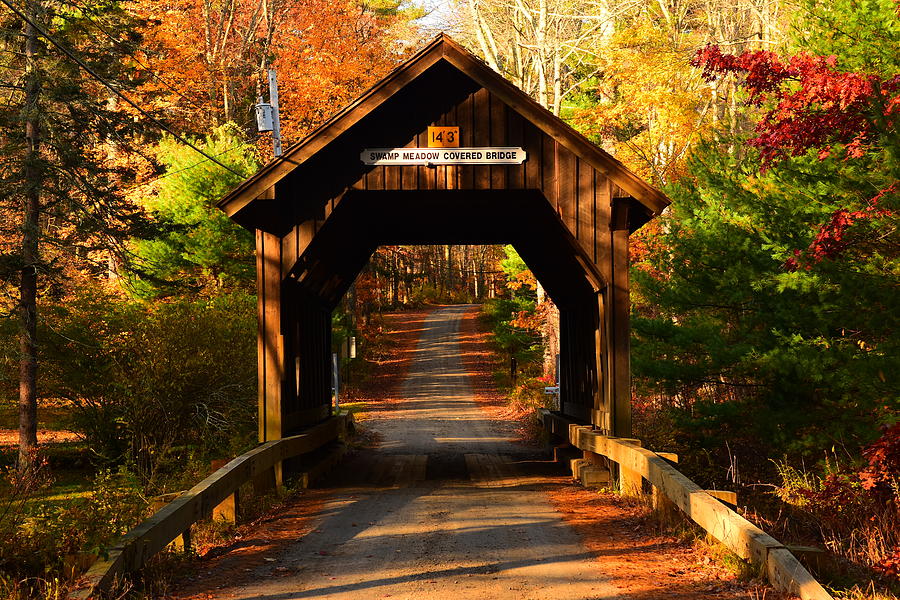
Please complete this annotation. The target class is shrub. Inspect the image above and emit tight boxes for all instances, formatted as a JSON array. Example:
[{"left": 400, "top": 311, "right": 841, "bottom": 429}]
[
  {"left": 0, "top": 462, "right": 146, "bottom": 596},
  {"left": 480, "top": 298, "right": 542, "bottom": 367},
  {"left": 39, "top": 288, "right": 257, "bottom": 488}
]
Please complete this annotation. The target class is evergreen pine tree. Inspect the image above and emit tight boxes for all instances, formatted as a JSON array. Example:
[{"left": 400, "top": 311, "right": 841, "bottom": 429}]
[{"left": 0, "top": 0, "right": 151, "bottom": 471}]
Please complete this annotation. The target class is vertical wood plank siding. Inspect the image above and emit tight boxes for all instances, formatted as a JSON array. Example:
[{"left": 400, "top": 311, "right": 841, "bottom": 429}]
[{"left": 256, "top": 83, "right": 636, "bottom": 437}]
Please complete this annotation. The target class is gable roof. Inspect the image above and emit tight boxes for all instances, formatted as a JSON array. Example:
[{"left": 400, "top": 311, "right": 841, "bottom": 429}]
[{"left": 218, "top": 33, "right": 670, "bottom": 222}]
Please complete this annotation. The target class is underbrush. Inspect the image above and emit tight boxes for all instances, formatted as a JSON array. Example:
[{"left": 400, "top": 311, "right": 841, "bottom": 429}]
[
  {"left": 125, "top": 479, "right": 301, "bottom": 598},
  {"left": 474, "top": 301, "right": 553, "bottom": 443},
  {"left": 770, "top": 446, "right": 900, "bottom": 598},
  {"left": 0, "top": 455, "right": 147, "bottom": 600},
  {"left": 0, "top": 445, "right": 305, "bottom": 600},
  {"left": 634, "top": 395, "right": 900, "bottom": 598}
]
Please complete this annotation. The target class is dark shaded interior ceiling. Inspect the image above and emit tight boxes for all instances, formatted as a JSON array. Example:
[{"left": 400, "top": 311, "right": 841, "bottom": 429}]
[{"left": 287, "top": 189, "right": 605, "bottom": 310}]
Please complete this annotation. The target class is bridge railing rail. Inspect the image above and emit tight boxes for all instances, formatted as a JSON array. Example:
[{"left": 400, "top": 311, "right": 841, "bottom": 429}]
[
  {"left": 539, "top": 409, "right": 833, "bottom": 600},
  {"left": 70, "top": 412, "right": 353, "bottom": 599}
]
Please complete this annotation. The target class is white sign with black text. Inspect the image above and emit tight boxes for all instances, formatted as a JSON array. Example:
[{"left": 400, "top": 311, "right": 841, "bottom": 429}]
[{"left": 361, "top": 147, "right": 526, "bottom": 166}]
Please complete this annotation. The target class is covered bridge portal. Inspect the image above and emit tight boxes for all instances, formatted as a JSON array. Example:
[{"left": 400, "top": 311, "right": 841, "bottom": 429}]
[{"left": 218, "top": 34, "right": 670, "bottom": 443}]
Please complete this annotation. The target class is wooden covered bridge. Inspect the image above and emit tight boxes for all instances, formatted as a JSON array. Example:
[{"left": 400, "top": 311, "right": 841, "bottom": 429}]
[{"left": 217, "top": 33, "right": 669, "bottom": 442}]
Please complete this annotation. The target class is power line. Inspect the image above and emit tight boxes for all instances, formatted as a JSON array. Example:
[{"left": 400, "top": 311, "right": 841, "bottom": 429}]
[
  {"left": 122, "top": 110, "right": 259, "bottom": 191},
  {"left": 124, "top": 142, "right": 248, "bottom": 193},
  {"left": 0, "top": 0, "right": 246, "bottom": 178},
  {"left": 54, "top": 0, "right": 211, "bottom": 115}
]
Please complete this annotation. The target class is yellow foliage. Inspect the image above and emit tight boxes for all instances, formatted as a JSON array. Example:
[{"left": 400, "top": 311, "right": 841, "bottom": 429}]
[{"left": 572, "top": 15, "right": 714, "bottom": 186}]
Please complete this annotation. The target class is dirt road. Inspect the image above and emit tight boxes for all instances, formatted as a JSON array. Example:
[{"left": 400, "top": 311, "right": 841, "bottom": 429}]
[{"left": 206, "top": 305, "right": 619, "bottom": 599}]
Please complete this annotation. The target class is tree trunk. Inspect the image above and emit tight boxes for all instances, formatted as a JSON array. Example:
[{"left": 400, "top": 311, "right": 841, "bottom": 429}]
[
  {"left": 18, "top": 3, "right": 42, "bottom": 474},
  {"left": 445, "top": 244, "right": 453, "bottom": 296}
]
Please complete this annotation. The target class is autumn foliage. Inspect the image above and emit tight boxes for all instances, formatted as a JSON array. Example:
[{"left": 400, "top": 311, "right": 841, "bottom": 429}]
[
  {"left": 692, "top": 44, "right": 898, "bottom": 267},
  {"left": 692, "top": 46, "right": 900, "bottom": 165},
  {"left": 133, "top": 0, "right": 415, "bottom": 141}
]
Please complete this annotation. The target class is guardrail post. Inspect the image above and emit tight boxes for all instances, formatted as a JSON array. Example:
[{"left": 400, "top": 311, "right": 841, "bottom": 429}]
[
  {"left": 253, "top": 462, "right": 284, "bottom": 495},
  {"left": 542, "top": 415, "right": 553, "bottom": 450},
  {"left": 213, "top": 491, "right": 240, "bottom": 524},
  {"left": 616, "top": 438, "right": 643, "bottom": 496},
  {"left": 172, "top": 527, "right": 191, "bottom": 552},
  {"left": 210, "top": 459, "right": 240, "bottom": 523},
  {"left": 652, "top": 452, "right": 679, "bottom": 523}
]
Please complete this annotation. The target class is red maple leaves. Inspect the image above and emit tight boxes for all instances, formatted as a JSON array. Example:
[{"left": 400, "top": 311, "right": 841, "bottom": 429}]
[
  {"left": 860, "top": 423, "right": 900, "bottom": 493},
  {"left": 692, "top": 45, "right": 898, "bottom": 268},
  {"left": 692, "top": 45, "right": 899, "bottom": 166}
]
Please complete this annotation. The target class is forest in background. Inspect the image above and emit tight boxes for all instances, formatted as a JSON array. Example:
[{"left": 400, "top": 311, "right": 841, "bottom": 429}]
[{"left": 0, "top": 0, "right": 896, "bottom": 597}]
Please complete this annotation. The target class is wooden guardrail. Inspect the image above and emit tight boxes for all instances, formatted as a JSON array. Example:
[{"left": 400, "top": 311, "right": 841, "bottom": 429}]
[
  {"left": 70, "top": 413, "right": 353, "bottom": 599},
  {"left": 539, "top": 409, "right": 833, "bottom": 600}
]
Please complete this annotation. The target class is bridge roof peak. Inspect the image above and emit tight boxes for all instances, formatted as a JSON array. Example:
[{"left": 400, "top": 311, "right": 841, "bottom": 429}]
[{"left": 218, "top": 33, "right": 670, "bottom": 231}]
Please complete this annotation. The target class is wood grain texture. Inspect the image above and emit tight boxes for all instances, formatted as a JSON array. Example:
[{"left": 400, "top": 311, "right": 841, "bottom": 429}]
[
  {"left": 576, "top": 159, "right": 594, "bottom": 260},
  {"left": 557, "top": 145, "right": 577, "bottom": 236},
  {"left": 489, "top": 92, "right": 507, "bottom": 190},
  {"left": 457, "top": 91, "right": 474, "bottom": 189},
  {"left": 261, "top": 230, "right": 283, "bottom": 442},
  {"left": 256, "top": 230, "right": 266, "bottom": 443},
  {"left": 506, "top": 109, "right": 526, "bottom": 189},
  {"left": 473, "top": 87, "right": 491, "bottom": 190}
]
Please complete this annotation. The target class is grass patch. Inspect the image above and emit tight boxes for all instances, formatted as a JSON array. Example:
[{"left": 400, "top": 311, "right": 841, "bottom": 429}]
[{"left": 0, "top": 400, "right": 74, "bottom": 431}]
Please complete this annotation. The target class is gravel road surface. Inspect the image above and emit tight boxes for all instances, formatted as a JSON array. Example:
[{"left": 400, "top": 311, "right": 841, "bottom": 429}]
[{"left": 218, "top": 305, "right": 619, "bottom": 600}]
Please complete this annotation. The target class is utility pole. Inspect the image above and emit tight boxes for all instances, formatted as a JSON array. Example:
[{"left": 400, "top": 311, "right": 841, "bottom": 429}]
[
  {"left": 268, "top": 70, "right": 282, "bottom": 157},
  {"left": 255, "top": 69, "right": 283, "bottom": 158}
]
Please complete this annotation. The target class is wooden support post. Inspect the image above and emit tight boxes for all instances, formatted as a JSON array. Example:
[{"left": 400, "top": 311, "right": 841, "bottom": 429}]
[
  {"left": 592, "top": 292, "right": 608, "bottom": 433},
  {"left": 172, "top": 526, "right": 191, "bottom": 552},
  {"left": 257, "top": 226, "right": 286, "bottom": 443},
  {"left": 253, "top": 462, "right": 284, "bottom": 495},
  {"left": 542, "top": 412, "right": 553, "bottom": 450},
  {"left": 213, "top": 491, "right": 240, "bottom": 524},
  {"left": 583, "top": 449, "right": 603, "bottom": 465},
  {"left": 616, "top": 437, "right": 643, "bottom": 496},
  {"left": 785, "top": 545, "right": 831, "bottom": 578},
  {"left": 706, "top": 489, "right": 738, "bottom": 508},
  {"left": 610, "top": 202, "right": 632, "bottom": 437},
  {"left": 553, "top": 443, "right": 579, "bottom": 464}
]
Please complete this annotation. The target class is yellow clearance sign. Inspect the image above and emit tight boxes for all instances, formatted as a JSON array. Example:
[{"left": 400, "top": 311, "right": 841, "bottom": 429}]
[{"left": 427, "top": 126, "right": 459, "bottom": 148}]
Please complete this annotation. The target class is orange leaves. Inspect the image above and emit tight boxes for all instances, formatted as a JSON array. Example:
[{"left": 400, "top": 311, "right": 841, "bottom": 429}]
[
  {"left": 505, "top": 268, "right": 536, "bottom": 292},
  {"left": 131, "top": 0, "right": 412, "bottom": 139},
  {"left": 271, "top": 0, "right": 404, "bottom": 143}
]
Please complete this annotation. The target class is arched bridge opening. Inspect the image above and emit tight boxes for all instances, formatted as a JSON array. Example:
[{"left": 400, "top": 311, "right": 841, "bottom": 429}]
[{"left": 285, "top": 190, "right": 604, "bottom": 434}]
